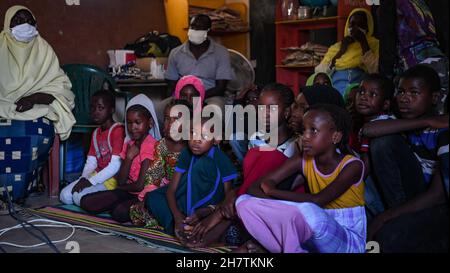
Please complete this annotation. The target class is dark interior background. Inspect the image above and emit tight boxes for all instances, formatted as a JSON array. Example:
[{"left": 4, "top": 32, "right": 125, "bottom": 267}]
[
  {"left": 250, "top": 0, "right": 276, "bottom": 86},
  {"left": 1, "top": 0, "right": 448, "bottom": 79},
  {"left": 0, "top": 0, "right": 167, "bottom": 68}
]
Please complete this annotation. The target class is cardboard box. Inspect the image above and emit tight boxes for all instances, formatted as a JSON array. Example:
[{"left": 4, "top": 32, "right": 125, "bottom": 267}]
[{"left": 136, "top": 57, "right": 168, "bottom": 72}]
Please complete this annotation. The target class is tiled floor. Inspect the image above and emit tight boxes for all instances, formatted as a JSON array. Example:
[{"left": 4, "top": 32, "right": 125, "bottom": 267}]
[{"left": 0, "top": 193, "right": 170, "bottom": 253}]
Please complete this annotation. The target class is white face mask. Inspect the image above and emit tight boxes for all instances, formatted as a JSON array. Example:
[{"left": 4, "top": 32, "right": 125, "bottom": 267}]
[
  {"left": 11, "top": 23, "right": 38, "bottom": 43},
  {"left": 188, "top": 28, "right": 208, "bottom": 45}
]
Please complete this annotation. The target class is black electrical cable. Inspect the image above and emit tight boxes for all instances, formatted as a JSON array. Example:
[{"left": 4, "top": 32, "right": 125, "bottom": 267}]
[
  {"left": 1, "top": 181, "right": 60, "bottom": 253},
  {"left": 4, "top": 191, "right": 59, "bottom": 253}
]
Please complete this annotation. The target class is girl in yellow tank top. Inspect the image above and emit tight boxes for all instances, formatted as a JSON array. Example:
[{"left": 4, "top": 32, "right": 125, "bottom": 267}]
[
  {"left": 302, "top": 154, "right": 365, "bottom": 209},
  {"left": 236, "top": 104, "right": 367, "bottom": 253}
]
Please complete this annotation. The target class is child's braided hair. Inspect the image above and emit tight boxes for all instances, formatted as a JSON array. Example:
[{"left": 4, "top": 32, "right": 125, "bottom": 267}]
[{"left": 306, "top": 103, "right": 353, "bottom": 155}]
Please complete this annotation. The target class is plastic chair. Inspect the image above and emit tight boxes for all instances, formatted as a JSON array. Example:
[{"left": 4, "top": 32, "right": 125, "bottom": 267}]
[{"left": 59, "top": 64, "right": 123, "bottom": 185}]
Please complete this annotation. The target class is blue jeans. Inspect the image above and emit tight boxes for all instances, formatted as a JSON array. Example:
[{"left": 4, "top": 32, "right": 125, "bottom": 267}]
[{"left": 332, "top": 68, "right": 365, "bottom": 96}]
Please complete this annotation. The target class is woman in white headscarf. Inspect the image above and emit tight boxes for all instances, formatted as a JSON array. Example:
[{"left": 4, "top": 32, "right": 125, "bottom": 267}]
[{"left": 0, "top": 6, "right": 75, "bottom": 201}]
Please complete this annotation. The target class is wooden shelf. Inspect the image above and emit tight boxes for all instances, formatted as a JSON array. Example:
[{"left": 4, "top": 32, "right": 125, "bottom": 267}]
[
  {"left": 183, "top": 28, "right": 250, "bottom": 36},
  {"left": 276, "top": 64, "right": 316, "bottom": 69},
  {"left": 275, "top": 16, "right": 339, "bottom": 32},
  {"left": 275, "top": 0, "right": 371, "bottom": 95},
  {"left": 183, "top": 27, "right": 250, "bottom": 36},
  {"left": 209, "top": 29, "right": 250, "bottom": 36},
  {"left": 275, "top": 16, "right": 339, "bottom": 25}
]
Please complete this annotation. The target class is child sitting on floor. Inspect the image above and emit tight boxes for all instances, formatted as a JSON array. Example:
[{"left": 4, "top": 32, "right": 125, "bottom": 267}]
[
  {"left": 173, "top": 83, "right": 298, "bottom": 248},
  {"left": 236, "top": 104, "right": 367, "bottom": 253},
  {"left": 364, "top": 65, "right": 448, "bottom": 252},
  {"left": 362, "top": 65, "right": 448, "bottom": 209},
  {"left": 129, "top": 99, "right": 189, "bottom": 227},
  {"left": 80, "top": 94, "right": 161, "bottom": 223},
  {"left": 353, "top": 74, "right": 395, "bottom": 217},
  {"left": 60, "top": 90, "right": 124, "bottom": 206},
  {"left": 144, "top": 116, "right": 237, "bottom": 245}
]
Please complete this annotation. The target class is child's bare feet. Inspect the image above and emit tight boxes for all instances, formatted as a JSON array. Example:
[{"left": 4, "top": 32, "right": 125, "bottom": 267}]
[
  {"left": 186, "top": 216, "right": 231, "bottom": 248},
  {"left": 184, "top": 207, "right": 214, "bottom": 226}
]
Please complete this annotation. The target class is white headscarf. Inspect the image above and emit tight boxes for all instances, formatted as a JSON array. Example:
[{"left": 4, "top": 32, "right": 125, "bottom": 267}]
[
  {"left": 125, "top": 94, "right": 162, "bottom": 141},
  {"left": 0, "top": 5, "right": 75, "bottom": 141}
]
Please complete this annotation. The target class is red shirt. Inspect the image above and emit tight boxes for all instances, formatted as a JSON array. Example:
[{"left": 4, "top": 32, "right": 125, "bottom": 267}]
[{"left": 88, "top": 124, "right": 125, "bottom": 172}]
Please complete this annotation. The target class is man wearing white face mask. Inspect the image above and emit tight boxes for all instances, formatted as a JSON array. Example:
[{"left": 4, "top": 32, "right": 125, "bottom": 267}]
[
  {"left": 0, "top": 6, "right": 75, "bottom": 202},
  {"left": 159, "top": 14, "right": 233, "bottom": 128}
]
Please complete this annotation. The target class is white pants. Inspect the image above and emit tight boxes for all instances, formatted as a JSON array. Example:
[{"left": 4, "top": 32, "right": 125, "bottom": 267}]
[{"left": 60, "top": 179, "right": 108, "bottom": 206}]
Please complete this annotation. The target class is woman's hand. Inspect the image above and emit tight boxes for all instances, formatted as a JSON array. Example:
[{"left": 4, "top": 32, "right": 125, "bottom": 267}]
[
  {"left": 15, "top": 93, "right": 56, "bottom": 112},
  {"left": 15, "top": 95, "right": 36, "bottom": 112},
  {"left": 350, "top": 27, "right": 370, "bottom": 54},
  {"left": 126, "top": 143, "right": 140, "bottom": 160},
  {"left": 350, "top": 27, "right": 367, "bottom": 43}
]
